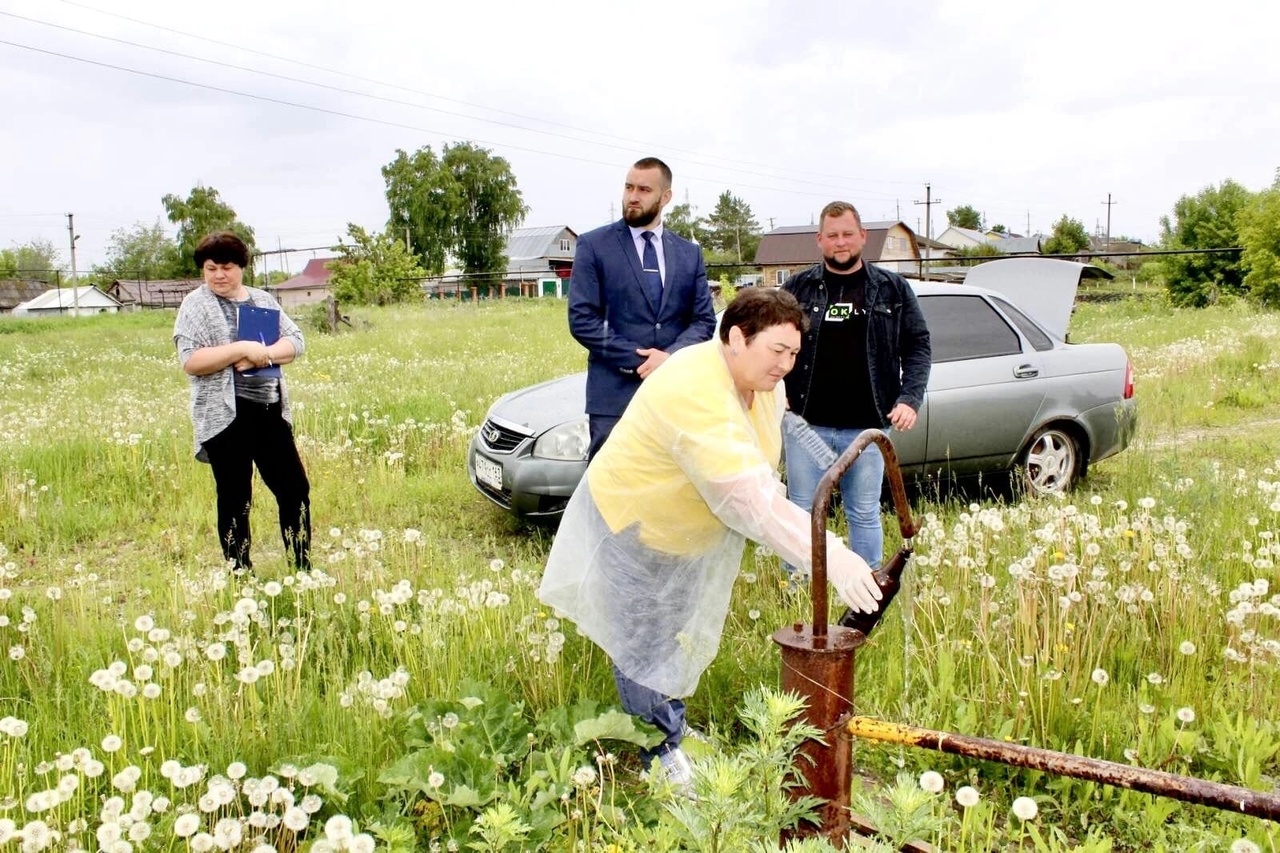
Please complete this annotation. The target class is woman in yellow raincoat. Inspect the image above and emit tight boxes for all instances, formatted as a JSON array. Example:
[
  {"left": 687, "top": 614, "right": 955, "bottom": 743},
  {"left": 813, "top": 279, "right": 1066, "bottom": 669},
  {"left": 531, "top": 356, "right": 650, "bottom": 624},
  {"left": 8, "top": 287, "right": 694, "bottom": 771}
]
[{"left": 538, "top": 287, "right": 880, "bottom": 788}]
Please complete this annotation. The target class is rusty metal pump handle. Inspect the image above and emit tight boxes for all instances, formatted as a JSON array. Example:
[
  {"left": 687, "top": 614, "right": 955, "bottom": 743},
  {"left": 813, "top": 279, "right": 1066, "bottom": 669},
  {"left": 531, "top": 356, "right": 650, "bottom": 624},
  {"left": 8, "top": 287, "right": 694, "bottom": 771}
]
[{"left": 810, "top": 429, "right": 920, "bottom": 639}]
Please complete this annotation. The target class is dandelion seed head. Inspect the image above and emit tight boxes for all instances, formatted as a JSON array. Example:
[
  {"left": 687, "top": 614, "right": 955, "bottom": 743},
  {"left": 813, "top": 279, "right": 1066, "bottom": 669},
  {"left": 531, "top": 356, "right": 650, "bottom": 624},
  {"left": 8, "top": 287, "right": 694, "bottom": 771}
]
[
  {"left": 324, "top": 815, "right": 354, "bottom": 842},
  {"left": 282, "top": 807, "right": 309, "bottom": 832},
  {"left": 1012, "top": 796, "right": 1038, "bottom": 821},
  {"left": 918, "top": 771, "right": 944, "bottom": 793}
]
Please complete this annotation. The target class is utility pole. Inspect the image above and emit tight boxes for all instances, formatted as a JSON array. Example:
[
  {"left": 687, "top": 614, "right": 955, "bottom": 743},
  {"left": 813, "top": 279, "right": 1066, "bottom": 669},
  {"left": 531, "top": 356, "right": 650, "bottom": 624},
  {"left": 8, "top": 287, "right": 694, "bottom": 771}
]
[
  {"left": 1101, "top": 193, "right": 1115, "bottom": 252},
  {"left": 1026, "top": 210, "right": 1031, "bottom": 236},
  {"left": 66, "top": 213, "right": 80, "bottom": 316},
  {"left": 913, "top": 184, "right": 940, "bottom": 282}
]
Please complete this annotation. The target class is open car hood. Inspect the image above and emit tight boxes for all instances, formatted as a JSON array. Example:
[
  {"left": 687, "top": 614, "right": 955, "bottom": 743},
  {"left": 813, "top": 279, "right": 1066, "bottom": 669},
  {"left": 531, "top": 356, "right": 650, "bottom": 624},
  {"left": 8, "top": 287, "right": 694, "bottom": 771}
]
[{"left": 963, "top": 258, "right": 1112, "bottom": 341}]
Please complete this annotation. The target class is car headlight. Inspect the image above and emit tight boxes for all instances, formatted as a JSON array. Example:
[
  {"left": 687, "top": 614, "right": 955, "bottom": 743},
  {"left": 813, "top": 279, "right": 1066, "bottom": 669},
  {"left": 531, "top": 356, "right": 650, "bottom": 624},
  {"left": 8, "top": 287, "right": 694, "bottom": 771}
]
[{"left": 532, "top": 417, "right": 590, "bottom": 461}]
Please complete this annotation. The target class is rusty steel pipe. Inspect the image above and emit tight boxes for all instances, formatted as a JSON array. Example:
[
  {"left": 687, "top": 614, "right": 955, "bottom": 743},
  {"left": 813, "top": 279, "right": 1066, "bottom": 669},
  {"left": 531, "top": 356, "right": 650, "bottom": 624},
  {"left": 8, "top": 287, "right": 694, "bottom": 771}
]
[
  {"left": 774, "top": 622, "right": 862, "bottom": 842},
  {"left": 846, "top": 716, "right": 1280, "bottom": 824},
  {"left": 809, "top": 429, "right": 919, "bottom": 640},
  {"left": 775, "top": 428, "right": 921, "bottom": 844}
]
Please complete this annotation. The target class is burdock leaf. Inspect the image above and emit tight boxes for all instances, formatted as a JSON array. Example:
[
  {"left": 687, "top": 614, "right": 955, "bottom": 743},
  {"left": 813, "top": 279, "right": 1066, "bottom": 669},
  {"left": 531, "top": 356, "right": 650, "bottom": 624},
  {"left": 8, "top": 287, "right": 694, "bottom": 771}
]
[{"left": 573, "top": 711, "right": 664, "bottom": 748}]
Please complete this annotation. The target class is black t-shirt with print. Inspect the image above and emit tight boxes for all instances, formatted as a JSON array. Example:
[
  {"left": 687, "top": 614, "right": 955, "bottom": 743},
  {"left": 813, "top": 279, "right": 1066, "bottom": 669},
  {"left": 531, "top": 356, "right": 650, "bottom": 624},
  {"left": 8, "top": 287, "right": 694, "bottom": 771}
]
[{"left": 800, "top": 265, "right": 880, "bottom": 429}]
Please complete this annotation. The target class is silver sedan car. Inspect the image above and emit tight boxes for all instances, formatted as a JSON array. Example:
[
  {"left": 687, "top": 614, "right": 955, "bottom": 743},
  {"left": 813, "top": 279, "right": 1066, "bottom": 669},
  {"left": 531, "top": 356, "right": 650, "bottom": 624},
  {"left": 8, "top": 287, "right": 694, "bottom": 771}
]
[{"left": 468, "top": 259, "right": 1137, "bottom": 521}]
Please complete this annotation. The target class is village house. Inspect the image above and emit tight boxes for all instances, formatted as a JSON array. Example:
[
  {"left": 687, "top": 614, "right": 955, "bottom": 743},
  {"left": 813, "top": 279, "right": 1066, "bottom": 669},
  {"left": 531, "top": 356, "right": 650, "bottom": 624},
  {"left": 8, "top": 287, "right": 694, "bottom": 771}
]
[
  {"left": 267, "top": 258, "right": 340, "bottom": 311},
  {"left": 755, "top": 220, "right": 940, "bottom": 285}
]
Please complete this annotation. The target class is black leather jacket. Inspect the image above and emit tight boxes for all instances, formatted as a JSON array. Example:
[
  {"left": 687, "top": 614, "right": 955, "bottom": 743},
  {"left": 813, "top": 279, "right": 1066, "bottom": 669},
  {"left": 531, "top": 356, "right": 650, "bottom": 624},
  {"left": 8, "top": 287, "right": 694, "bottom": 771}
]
[{"left": 782, "top": 262, "right": 932, "bottom": 427}]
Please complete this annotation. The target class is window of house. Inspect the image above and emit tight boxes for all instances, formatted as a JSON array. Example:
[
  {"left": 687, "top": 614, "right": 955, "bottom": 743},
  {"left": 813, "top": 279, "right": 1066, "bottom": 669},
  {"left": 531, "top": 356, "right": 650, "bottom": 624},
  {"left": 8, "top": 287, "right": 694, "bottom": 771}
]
[
  {"left": 917, "top": 295, "right": 1021, "bottom": 363},
  {"left": 560, "top": 239, "right": 571, "bottom": 252},
  {"left": 775, "top": 269, "right": 790, "bottom": 286}
]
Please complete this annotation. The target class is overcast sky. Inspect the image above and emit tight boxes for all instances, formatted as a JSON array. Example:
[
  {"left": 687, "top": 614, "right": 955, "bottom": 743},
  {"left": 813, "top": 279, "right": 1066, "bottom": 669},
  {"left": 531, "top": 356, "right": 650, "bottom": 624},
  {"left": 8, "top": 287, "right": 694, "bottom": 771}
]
[{"left": 2, "top": 0, "right": 1277, "bottom": 273}]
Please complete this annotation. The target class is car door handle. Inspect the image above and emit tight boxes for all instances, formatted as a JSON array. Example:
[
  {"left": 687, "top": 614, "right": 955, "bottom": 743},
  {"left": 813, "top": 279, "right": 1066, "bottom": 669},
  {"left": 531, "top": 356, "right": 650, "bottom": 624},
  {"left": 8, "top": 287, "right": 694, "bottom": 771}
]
[{"left": 1014, "top": 364, "right": 1039, "bottom": 378}]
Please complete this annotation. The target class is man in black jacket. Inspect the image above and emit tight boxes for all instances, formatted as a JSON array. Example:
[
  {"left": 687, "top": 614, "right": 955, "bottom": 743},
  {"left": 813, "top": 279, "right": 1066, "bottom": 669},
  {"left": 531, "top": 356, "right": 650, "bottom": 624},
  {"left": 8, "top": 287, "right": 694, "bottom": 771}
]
[{"left": 782, "top": 201, "right": 931, "bottom": 569}]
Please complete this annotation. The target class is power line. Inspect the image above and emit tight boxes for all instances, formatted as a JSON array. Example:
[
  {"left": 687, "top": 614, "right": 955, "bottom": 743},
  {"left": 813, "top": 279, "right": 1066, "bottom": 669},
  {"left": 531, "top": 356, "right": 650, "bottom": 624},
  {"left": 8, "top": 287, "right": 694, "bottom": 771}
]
[
  {"left": 40, "top": 0, "right": 921, "bottom": 190},
  {"left": 1, "top": 12, "right": 655, "bottom": 162},
  {"left": 1, "top": 36, "right": 910, "bottom": 205}
]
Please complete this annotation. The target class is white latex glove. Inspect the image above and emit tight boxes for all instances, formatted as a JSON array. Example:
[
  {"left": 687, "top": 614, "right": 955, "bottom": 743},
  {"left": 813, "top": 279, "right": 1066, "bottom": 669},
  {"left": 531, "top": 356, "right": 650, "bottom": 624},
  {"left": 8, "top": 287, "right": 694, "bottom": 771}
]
[{"left": 827, "top": 545, "right": 882, "bottom": 613}]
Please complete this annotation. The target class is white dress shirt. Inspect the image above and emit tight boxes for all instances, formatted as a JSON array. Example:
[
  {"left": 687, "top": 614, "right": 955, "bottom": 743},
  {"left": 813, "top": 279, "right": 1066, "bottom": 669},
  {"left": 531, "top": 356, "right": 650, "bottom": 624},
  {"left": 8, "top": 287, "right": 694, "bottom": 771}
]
[{"left": 628, "top": 223, "right": 666, "bottom": 286}]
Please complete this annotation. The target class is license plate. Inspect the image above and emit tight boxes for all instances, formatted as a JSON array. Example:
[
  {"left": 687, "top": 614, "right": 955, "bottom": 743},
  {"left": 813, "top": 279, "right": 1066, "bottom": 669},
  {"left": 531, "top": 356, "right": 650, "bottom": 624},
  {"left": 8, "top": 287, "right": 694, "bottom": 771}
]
[{"left": 475, "top": 455, "right": 504, "bottom": 491}]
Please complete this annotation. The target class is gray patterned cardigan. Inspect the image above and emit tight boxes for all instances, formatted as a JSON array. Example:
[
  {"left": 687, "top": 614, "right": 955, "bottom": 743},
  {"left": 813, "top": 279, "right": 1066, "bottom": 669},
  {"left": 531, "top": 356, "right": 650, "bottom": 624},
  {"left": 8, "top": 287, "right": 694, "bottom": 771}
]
[{"left": 173, "top": 285, "right": 306, "bottom": 462}]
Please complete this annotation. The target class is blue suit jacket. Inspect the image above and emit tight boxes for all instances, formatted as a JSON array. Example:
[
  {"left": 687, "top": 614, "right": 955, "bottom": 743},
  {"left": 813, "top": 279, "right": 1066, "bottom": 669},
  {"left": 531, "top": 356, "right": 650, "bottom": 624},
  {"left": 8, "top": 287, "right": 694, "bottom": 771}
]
[{"left": 568, "top": 219, "right": 716, "bottom": 417}]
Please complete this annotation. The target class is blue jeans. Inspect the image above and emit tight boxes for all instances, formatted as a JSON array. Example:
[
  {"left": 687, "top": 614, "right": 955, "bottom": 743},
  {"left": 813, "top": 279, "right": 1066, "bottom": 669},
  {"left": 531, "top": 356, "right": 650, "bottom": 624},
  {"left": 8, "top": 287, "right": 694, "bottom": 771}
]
[
  {"left": 612, "top": 665, "right": 685, "bottom": 762},
  {"left": 784, "top": 425, "right": 885, "bottom": 569}
]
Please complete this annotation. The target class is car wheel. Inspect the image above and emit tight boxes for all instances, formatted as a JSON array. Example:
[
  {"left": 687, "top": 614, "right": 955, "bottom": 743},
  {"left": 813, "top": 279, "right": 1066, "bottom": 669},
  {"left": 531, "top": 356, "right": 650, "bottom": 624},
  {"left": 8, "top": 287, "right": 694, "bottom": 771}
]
[{"left": 1021, "top": 426, "right": 1080, "bottom": 496}]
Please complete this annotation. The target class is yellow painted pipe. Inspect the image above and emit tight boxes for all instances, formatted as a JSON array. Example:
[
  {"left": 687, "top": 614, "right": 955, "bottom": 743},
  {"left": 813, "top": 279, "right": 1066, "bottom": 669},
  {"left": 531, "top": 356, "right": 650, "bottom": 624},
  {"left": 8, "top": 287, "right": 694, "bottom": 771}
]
[{"left": 845, "top": 716, "right": 1280, "bottom": 823}]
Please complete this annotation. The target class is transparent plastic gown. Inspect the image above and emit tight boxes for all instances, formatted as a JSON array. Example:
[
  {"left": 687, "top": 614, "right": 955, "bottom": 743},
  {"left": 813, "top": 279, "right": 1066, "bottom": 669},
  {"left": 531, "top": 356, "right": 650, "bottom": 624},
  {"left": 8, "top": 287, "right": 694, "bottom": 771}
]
[{"left": 538, "top": 340, "right": 871, "bottom": 699}]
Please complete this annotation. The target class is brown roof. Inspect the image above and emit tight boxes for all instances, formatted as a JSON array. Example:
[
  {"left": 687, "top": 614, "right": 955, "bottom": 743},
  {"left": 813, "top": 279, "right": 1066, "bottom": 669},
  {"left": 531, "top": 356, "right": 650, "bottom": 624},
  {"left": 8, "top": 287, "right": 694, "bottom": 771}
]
[
  {"left": 755, "top": 226, "right": 819, "bottom": 265},
  {"left": 0, "top": 280, "right": 50, "bottom": 311},
  {"left": 274, "top": 258, "right": 339, "bottom": 291},
  {"left": 109, "top": 279, "right": 202, "bottom": 307},
  {"left": 863, "top": 230, "right": 888, "bottom": 261},
  {"left": 755, "top": 222, "right": 898, "bottom": 265}
]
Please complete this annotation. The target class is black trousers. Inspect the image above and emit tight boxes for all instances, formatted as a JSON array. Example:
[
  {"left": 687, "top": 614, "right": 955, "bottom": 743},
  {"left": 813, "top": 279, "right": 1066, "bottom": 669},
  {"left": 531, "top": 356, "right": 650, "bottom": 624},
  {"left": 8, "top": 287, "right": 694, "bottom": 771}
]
[
  {"left": 587, "top": 414, "right": 621, "bottom": 461},
  {"left": 203, "top": 400, "right": 311, "bottom": 571}
]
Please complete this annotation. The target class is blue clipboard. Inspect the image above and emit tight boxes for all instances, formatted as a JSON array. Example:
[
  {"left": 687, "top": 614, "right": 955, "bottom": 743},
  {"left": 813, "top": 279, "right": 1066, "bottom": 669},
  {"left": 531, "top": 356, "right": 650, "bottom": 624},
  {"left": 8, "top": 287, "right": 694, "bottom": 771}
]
[{"left": 236, "top": 303, "right": 282, "bottom": 378}]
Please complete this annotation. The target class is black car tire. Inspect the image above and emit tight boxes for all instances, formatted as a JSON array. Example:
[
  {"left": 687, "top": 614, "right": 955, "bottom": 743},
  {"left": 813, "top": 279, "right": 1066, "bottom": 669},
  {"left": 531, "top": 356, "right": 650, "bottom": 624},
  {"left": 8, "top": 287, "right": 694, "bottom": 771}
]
[{"left": 1020, "top": 425, "right": 1081, "bottom": 496}]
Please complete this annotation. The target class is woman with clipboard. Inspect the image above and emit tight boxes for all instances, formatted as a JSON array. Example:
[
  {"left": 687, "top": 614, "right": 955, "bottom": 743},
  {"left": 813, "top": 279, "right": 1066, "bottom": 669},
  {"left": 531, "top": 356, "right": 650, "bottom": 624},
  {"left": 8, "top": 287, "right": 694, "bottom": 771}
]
[{"left": 173, "top": 231, "right": 311, "bottom": 573}]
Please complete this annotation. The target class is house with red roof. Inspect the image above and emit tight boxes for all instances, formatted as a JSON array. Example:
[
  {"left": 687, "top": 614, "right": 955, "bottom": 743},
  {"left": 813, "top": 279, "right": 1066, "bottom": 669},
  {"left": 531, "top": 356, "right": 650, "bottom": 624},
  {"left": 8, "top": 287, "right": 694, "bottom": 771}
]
[{"left": 267, "top": 258, "right": 340, "bottom": 310}]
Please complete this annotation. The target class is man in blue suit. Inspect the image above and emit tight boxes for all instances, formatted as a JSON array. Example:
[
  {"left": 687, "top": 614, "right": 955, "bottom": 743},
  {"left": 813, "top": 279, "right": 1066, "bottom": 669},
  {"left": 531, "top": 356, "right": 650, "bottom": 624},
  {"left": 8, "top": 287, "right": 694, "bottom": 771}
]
[{"left": 569, "top": 157, "right": 717, "bottom": 459}]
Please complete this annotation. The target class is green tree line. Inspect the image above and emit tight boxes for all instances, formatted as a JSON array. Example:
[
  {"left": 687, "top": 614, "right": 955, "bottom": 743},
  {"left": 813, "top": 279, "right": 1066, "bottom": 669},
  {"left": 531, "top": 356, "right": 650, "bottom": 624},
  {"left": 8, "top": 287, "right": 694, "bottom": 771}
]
[{"left": 8, "top": 158, "right": 1280, "bottom": 310}]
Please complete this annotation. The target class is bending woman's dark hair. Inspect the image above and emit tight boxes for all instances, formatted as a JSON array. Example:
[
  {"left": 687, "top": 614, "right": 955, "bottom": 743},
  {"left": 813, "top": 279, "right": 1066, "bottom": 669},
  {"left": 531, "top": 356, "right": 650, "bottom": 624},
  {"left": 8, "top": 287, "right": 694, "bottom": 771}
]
[{"left": 718, "top": 287, "right": 808, "bottom": 344}]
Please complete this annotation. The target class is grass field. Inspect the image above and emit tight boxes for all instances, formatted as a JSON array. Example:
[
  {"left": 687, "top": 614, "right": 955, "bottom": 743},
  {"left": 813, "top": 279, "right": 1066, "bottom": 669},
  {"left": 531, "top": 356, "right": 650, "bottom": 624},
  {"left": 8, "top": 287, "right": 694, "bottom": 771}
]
[{"left": 1, "top": 294, "right": 1278, "bottom": 851}]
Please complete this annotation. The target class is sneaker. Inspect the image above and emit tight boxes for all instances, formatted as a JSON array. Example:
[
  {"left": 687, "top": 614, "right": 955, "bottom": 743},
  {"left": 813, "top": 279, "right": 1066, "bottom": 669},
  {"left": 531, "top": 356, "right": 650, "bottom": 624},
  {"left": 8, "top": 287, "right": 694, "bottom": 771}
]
[
  {"left": 646, "top": 747, "right": 696, "bottom": 798},
  {"left": 681, "top": 724, "right": 710, "bottom": 744}
]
